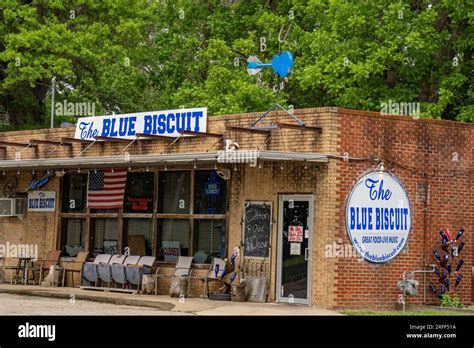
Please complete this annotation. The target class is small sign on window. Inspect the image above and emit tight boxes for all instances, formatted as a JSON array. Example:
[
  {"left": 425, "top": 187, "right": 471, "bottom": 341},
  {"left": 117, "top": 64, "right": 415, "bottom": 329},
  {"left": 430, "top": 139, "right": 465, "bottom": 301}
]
[
  {"left": 288, "top": 226, "right": 303, "bottom": 242},
  {"left": 290, "top": 243, "right": 301, "bottom": 255}
]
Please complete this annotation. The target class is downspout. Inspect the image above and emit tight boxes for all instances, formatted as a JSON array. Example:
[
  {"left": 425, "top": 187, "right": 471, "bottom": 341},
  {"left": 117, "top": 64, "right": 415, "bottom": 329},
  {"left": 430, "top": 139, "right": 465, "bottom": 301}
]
[
  {"left": 423, "top": 172, "right": 428, "bottom": 304},
  {"left": 422, "top": 119, "right": 430, "bottom": 305}
]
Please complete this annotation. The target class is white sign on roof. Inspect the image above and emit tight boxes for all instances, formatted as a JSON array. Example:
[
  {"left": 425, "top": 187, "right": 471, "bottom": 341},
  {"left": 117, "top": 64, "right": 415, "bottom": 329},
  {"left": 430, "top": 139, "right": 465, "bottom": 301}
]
[{"left": 74, "top": 107, "right": 207, "bottom": 140}]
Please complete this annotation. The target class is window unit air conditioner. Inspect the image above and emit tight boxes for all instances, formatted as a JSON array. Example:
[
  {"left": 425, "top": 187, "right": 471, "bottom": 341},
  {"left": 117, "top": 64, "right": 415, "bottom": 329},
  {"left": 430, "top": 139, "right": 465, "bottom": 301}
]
[{"left": 0, "top": 198, "right": 26, "bottom": 217}]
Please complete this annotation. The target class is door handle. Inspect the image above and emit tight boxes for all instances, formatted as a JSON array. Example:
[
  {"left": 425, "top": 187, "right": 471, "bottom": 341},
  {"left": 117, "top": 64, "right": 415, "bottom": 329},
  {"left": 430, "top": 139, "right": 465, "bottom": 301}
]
[{"left": 305, "top": 248, "right": 310, "bottom": 260}]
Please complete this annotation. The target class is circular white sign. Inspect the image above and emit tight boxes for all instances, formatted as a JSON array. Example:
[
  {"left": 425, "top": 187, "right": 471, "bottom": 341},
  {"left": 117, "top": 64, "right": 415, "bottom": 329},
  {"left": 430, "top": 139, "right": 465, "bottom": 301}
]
[{"left": 346, "top": 171, "right": 412, "bottom": 263}]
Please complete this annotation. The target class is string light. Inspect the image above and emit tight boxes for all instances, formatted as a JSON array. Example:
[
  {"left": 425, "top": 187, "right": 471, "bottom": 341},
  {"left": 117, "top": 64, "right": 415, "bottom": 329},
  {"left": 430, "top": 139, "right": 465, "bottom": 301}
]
[
  {"left": 193, "top": 162, "right": 197, "bottom": 169},
  {"left": 17, "top": 169, "right": 20, "bottom": 175},
  {"left": 32, "top": 170, "right": 35, "bottom": 175},
  {"left": 94, "top": 168, "right": 97, "bottom": 174},
  {"left": 234, "top": 165, "right": 237, "bottom": 171},
  {"left": 2, "top": 171, "right": 5, "bottom": 176},
  {"left": 77, "top": 167, "right": 81, "bottom": 173},
  {"left": 62, "top": 169, "right": 66, "bottom": 175},
  {"left": 111, "top": 168, "right": 114, "bottom": 173},
  {"left": 258, "top": 162, "right": 262, "bottom": 169},
  {"left": 164, "top": 162, "right": 168, "bottom": 171},
  {"left": 146, "top": 166, "right": 149, "bottom": 172}
]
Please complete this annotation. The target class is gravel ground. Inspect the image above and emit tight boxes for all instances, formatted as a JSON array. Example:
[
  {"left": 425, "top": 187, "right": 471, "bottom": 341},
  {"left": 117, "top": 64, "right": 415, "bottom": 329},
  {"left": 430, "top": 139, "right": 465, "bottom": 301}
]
[{"left": 0, "top": 293, "right": 191, "bottom": 315}]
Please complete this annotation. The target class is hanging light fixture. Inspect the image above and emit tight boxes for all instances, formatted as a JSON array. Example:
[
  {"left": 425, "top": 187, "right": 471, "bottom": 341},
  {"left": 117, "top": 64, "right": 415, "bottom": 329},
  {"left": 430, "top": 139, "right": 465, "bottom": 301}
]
[{"left": 146, "top": 166, "right": 149, "bottom": 172}]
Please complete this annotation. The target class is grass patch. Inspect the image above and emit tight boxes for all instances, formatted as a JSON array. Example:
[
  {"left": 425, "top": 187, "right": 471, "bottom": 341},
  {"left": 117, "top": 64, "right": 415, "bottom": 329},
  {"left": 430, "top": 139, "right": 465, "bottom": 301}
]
[{"left": 341, "top": 310, "right": 474, "bottom": 316}]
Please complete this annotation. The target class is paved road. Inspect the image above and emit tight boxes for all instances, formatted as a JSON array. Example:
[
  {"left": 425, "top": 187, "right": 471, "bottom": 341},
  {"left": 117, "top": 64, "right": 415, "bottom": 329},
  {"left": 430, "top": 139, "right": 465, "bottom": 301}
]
[{"left": 0, "top": 293, "right": 190, "bottom": 315}]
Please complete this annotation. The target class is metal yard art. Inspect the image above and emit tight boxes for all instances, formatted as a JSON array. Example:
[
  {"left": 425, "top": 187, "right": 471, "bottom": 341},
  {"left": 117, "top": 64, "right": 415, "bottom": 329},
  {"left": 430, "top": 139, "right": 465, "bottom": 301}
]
[
  {"left": 430, "top": 228, "right": 466, "bottom": 298},
  {"left": 247, "top": 51, "right": 294, "bottom": 78}
]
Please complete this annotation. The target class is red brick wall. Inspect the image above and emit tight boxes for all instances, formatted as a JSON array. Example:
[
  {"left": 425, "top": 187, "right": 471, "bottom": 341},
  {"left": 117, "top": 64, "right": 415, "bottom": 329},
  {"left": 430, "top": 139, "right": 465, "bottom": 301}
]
[{"left": 334, "top": 109, "right": 473, "bottom": 309}]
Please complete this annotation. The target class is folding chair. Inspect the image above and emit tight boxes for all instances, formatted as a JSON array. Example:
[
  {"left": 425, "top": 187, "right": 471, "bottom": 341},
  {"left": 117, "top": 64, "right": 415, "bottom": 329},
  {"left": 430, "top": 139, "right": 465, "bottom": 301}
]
[
  {"left": 111, "top": 255, "right": 141, "bottom": 288},
  {"left": 125, "top": 256, "right": 156, "bottom": 291},
  {"left": 155, "top": 256, "right": 194, "bottom": 296},
  {"left": 203, "top": 257, "right": 226, "bottom": 297},
  {"left": 97, "top": 254, "right": 126, "bottom": 287},
  {"left": 81, "top": 254, "right": 112, "bottom": 287}
]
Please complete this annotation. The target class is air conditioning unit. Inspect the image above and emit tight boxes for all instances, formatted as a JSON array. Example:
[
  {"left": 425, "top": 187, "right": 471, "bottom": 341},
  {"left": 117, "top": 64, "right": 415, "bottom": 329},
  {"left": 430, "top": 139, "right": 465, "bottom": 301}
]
[{"left": 0, "top": 198, "right": 26, "bottom": 217}]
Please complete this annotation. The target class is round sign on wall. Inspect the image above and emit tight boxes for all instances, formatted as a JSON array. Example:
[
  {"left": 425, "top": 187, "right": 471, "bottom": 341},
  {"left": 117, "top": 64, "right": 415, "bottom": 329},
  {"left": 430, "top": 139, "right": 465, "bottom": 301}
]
[{"left": 346, "top": 171, "right": 412, "bottom": 263}]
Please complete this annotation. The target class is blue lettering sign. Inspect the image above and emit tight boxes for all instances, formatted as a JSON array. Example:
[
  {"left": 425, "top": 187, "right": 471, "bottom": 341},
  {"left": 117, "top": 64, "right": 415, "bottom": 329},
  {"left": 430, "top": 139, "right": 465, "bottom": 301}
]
[
  {"left": 157, "top": 114, "right": 166, "bottom": 134},
  {"left": 365, "top": 178, "right": 392, "bottom": 201},
  {"left": 143, "top": 115, "right": 152, "bottom": 134},
  {"left": 79, "top": 122, "right": 99, "bottom": 139},
  {"left": 346, "top": 172, "right": 411, "bottom": 263},
  {"left": 192, "top": 111, "right": 203, "bottom": 132}
]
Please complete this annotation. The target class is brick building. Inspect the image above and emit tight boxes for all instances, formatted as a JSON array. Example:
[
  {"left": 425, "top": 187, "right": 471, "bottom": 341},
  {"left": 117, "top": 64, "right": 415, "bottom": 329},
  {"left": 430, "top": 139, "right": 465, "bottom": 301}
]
[{"left": 0, "top": 107, "right": 472, "bottom": 309}]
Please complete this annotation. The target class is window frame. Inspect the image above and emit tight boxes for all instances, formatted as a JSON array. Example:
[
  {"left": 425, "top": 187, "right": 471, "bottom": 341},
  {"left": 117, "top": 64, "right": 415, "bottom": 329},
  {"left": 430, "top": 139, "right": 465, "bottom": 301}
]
[{"left": 58, "top": 168, "right": 229, "bottom": 263}]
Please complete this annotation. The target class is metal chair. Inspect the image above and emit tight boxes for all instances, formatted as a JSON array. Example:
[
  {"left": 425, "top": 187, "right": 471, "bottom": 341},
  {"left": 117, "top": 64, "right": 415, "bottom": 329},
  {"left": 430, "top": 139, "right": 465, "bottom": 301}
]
[
  {"left": 111, "top": 255, "right": 141, "bottom": 288},
  {"left": 29, "top": 250, "right": 63, "bottom": 286},
  {"left": 125, "top": 256, "right": 156, "bottom": 291},
  {"left": 81, "top": 254, "right": 112, "bottom": 287},
  {"left": 155, "top": 256, "right": 194, "bottom": 296},
  {"left": 97, "top": 254, "right": 126, "bottom": 287},
  {"left": 190, "top": 257, "right": 226, "bottom": 297}
]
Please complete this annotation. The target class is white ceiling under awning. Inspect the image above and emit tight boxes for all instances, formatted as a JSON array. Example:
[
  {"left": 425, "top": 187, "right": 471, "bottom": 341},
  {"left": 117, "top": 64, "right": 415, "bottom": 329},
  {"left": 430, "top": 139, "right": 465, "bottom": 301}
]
[{"left": 0, "top": 151, "right": 328, "bottom": 171}]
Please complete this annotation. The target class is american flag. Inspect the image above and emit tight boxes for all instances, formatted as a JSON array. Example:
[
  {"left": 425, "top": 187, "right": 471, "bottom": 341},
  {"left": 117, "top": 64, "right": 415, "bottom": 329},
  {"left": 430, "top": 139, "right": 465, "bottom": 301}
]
[{"left": 87, "top": 169, "right": 128, "bottom": 209}]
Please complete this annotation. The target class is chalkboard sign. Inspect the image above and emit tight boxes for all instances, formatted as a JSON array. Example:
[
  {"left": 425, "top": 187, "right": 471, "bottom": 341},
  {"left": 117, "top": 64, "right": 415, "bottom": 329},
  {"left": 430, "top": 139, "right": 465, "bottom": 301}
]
[{"left": 243, "top": 202, "right": 272, "bottom": 258}]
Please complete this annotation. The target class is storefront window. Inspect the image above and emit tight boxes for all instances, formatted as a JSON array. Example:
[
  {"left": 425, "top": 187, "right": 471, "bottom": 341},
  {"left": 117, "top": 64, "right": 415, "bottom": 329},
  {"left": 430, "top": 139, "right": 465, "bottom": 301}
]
[
  {"left": 193, "top": 220, "right": 226, "bottom": 263},
  {"left": 125, "top": 218, "right": 153, "bottom": 255},
  {"left": 158, "top": 171, "right": 190, "bottom": 213},
  {"left": 61, "top": 174, "right": 87, "bottom": 213},
  {"left": 60, "top": 219, "right": 86, "bottom": 256},
  {"left": 194, "top": 171, "right": 227, "bottom": 214},
  {"left": 124, "top": 172, "right": 154, "bottom": 213},
  {"left": 157, "top": 219, "right": 190, "bottom": 259},
  {"left": 59, "top": 169, "right": 229, "bottom": 261},
  {"left": 91, "top": 218, "right": 119, "bottom": 254}
]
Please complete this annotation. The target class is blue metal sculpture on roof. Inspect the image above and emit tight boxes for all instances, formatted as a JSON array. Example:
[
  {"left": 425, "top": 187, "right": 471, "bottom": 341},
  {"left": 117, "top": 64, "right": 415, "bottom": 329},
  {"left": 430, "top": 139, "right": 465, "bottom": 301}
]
[{"left": 247, "top": 51, "right": 294, "bottom": 78}]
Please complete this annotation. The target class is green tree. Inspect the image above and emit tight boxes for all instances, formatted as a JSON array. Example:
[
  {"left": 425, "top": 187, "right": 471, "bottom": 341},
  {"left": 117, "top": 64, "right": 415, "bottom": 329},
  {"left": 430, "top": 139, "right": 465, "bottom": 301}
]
[{"left": 1, "top": 0, "right": 472, "bottom": 129}]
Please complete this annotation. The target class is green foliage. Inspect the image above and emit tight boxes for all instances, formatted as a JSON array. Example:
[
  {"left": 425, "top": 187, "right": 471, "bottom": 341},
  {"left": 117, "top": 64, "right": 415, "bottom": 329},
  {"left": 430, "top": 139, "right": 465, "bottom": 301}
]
[
  {"left": 1, "top": 0, "right": 473, "bottom": 129},
  {"left": 440, "top": 294, "right": 464, "bottom": 308}
]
